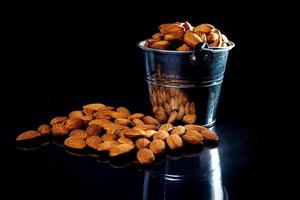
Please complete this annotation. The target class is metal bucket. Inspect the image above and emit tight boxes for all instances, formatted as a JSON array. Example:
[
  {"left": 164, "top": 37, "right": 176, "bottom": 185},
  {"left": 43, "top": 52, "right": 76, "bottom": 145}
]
[{"left": 138, "top": 41, "right": 235, "bottom": 127}]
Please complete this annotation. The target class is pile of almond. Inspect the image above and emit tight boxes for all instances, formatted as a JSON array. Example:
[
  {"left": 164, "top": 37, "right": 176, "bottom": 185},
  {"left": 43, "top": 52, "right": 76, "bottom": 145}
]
[
  {"left": 144, "top": 22, "right": 229, "bottom": 50},
  {"left": 16, "top": 103, "right": 218, "bottom": 164}
]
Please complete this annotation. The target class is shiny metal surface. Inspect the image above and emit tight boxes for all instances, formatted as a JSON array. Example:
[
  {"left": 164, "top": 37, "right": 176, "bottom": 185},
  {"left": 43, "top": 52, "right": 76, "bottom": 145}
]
[{"left": 138, "top": 41, "right": 234, "bottom": 127}]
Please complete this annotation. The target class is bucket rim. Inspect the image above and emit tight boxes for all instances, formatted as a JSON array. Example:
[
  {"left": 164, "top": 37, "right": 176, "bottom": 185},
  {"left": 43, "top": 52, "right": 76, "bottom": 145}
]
[{"left": 137, "top": 40, "right": 235, "bottom": 54}]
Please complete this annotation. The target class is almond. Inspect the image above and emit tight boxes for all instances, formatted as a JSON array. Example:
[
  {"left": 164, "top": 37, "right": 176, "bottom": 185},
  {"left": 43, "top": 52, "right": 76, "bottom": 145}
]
[
  {"left": 52, "top": 123, "right": 69, "bottom": 136},
  {"left": 116, "top": 107, "right": 131, "bottom": 115},
  {"left": 176, "top": 104, "right": 185, "bottom": 120},
  {"left": 78, "top": 115, "right": 93, "bottom": 124},
  {"left": 183, "top": 30, "right": 202, "bottom": 48},
  {"left": 69, "top": 110, "right": 84, "bottom": 118},
  {"left": 50, "top": 116, "right": 68, "bottom": 125},
  {"left": 129, "top": 113, "right": 145, "bottom": 120},
  {"left": 101, "top": 133, "right": 116, "bottom": 142},
  {"left": 153, "top": 130, "right": 169, "bottom": 140},
  {"left": 135, "top": 138, "right": 151, "bottom": 150},
  {"left": 182, "top": 130, "right": 204, "bottom": 144},
  {"left": 97, "top": 141, "right": 118, "bottom": 151},
  {"left": 200, "top": 129, "right": 219, "bottom": 142},
  {"left": 86, "top": 135, "right": 102, "bottom": 149},
  {"left": 137, "top": 148, "right": 155, "bottom": 164},
  {"left": 207, "top": 32, "right": 219, "bottom": 42},
  {"left": 37, "top": 124, "right": 51, "bottom": 135},
  {"left": 64, "top": 118, "right": 84, "bottom": 130},
  {"left": 193, "top": 23, "right": 215, "bottom": 34},
  {"left": 155, "top": 108, "right": 168, "bottom": 123},
  {"left": 83, "top": 103, "right": 106, "bottom": 111},
  {"left": 109, "top": 144, "right": 133, "bottom": 157},
  {"left": 88, "top": 119, "right": 111, "bottom": 126},
  {"left": 150, "top": 139, "right": 165, "bottom": 154},
  {"left": 166, "top": 134, "right": 183, "bottom": 149},
  {"left": 167, "top": 111, "right": 177, "bottom": 124},
  {"left": 86, "top": 124, "right": 102, "bottom": 136},
  {"left": 221, "top": 34, "right": 229, "bottom": 43},
  {"left": 114, "top": 118, "right": 133, "bottom": 127},
  {"left": 159, "top": 123, "right": 174, "bottom": 132},
  {"left": 110, "top": 111, "right": 130, "bottom": 119},
  {"left": 176, "top": 44, "right": 191, "bottom": 51},
  {"left": 133, "top": 124, "right": 158, "bottom": 131},
  {"left": 143, "top": 130, "right": 157, "bottom": 138},
  {"left": 184, "top": 102, "right": 190, "bottom": 115},
  {"left": 143, "top": 116, "right": 160, "bottom": 126},
  {"left": 159, "top": 23, "right": 184, "bottom": 38},
  {"left": 194, "top": 31, "right": 207, "bottom": 42},
  {"left": 121, "top": 128, "right": 145, "bottom": 139},
  {"left": 163, "top": 103, "right": 172, "bottom": 115},
  {"left": 152, "top": 32, "right": 162, "bottom": 40},
  {"left": 132, "top": 118, "right": 145, "bottom": 126},
  {"left": 164, "top": 34, "right": 178, "bottom": 41},
  {"left": 171, "top": 125, "right": 185, "bottom": 135},
  {"left": 82, "top": 108, "right": 95, "bottom": 118},
  {"left": 183, "top": 114, "right": 196, "bottom": 124},
  {"left": 69, "top": 129, "right": 88, "bottom": 140},
  {"left": 151, "top": 40, "right": 170, "bottom": 50},
  {"left": 190, "top": 102, "right": 196, "bottom": 114},
  {"left": 64, "top": 136, "right": 86, "bottom": 149},
  {"left": 16, "top": 130, "right": 41, "bottom": 141},
  {"left": 117, "top": 137, "right": 134, "bottom": 147}
]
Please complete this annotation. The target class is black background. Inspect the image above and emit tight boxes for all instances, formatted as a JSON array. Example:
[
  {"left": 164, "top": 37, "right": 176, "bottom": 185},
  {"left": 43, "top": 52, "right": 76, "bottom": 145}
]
[{"left": 1, "top": 1, "right": 291, "bottom": 200}]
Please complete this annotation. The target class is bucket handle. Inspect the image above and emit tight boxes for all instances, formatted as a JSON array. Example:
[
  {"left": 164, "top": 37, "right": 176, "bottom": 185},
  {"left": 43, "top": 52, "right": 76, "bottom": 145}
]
[{"left": 190, "top": 42, "right": 211, "bottom": 66}]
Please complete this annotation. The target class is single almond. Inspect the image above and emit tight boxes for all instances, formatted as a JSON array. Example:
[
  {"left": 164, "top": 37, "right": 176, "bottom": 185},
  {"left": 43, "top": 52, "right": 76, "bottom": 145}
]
[
  {"left": 176, "top": 43, "right": 191, "bottom": 51},
  {"left": 200, "top": 129, "right": 219, "bottom": 142},
  {"left": 167, "top": 111, "right": 177, "bottom": 124},
  {"left": 183, "top": 30, "right": 202, "bottom": 48},
  {"left": 193, "top": 23, "right": 215, "bottom": 34},
  {"left": 143, "top": 116, "right": 160, "bottom": 126},
  {"left": 153, "top": 130, "right": 169, "bottom": 140},
  {"left": 166, "top": 134, "right": 183, "bottom": 149},
  {"left": 184, "top": 124, "right": 207, "bottom": 132},
  {"left": 83, "top": 103, "right": 106, "bottom": 111},
  {"left": 86, "top": 124, "right": 102, "bottom": 136},
  {"left": 132, "top": 118, "right": 145, "bottom": 126},
  {"left": 37, "top": 124, "right": 51, "bottom": 135},
  {"left": 152, "top": 32, "right": 162, "bottom": 40},
  {"left": 116, "top": 107, "right": 131, "bottom": 115},
  {"left": 64, "top": 136, "right": 86, "bottom": 149},
  {"left": 64, "top": 118, "right": 84, "bottom": 130},
  {"left": 109, "top": 144, "right": 133, "bottom": 157},
  {"left": 114, "top": 118, "right": 133, "bottom": 126},
  {"left": 110, "top": 111, "right": 130, "bottom": 119},
  {"left": 101, "top": 133, "right": 116, "bottom": 142},
  {"left": 86, "top": 135, "right": 102, "bottom": 149},
  {"left": 69, "top": 129, "right": 88, "bottom": 140},
  {"left": 135, "top": 138, "right": 151, "bottom": 150},
  {"left": 151, "top": 40, "right": 170, "bottom": 50},
  {"left": 69, "top": 110, "right": 84, "bottom": 118},
  {"left": 176, "top": 104, "right": 185, "bottom": 120},
  {"left": 150, "top": 139, "right": 165, "bottom": 154},
  {"left": 183, "top": 114, "right": 197, "bottom": 124},
  {"left": 50, "top": 116, "right": 68, "bottom": 125},
  {"left": 52, "top": 123, "right": 69, "bottom": 136},
  {"left": 171, "top": 125, "right": 185, "bottom": 135},
  {"left": 129, "top": 113, "right": 145, "bottom": 120},
  {"left": 159, "top": 123, "right": 174, "bottom": 132},
  {"left": 121, "top": 128, "right": 145, "bottom": 139},
  {"left": 182, "top": 130, "right": 204, "bottom": 144},
  {"left": 16, "top": 130, "right": 41, "bottom": 141},
  {"left": 143, "top": 130, "right": 157, "bottom": 138},
  {"left": 137, "top": 148, "right": 155, "bottom": 164},
  {"left": 117, "top": 137, "right": 134, "bottom": 147},
  {"left": 97, "top": 141, "right": 118, "bottom": 151}
]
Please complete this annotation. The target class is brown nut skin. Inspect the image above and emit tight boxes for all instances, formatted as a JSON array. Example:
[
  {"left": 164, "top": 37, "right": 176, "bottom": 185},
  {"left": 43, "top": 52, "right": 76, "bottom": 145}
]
[
  {"left": 137, "top": 148, "right": 155, "bottom": 164},
  {"left": 135, "top": 138, "right": 151, "bottom": 150},
  {"left": 166, "top": 134, "right": 183, "bottom": 150},
  {"left": 64, "top": 136, "right": 86, "bottom": 149},
  {"left": 63, "top": 118, "right": 84, "bottom": 130},
  {"left": 150, "top": 139, "right": 165, "bottom": 154},
  {"left": 16, "top": 130, "right": 41, "bottom": 141},
  {"left": 52, "top": 123, "right": 69, "bottom": 136},
  {"left": 38, "top": 124, "right": 52, "bottom": 135}
]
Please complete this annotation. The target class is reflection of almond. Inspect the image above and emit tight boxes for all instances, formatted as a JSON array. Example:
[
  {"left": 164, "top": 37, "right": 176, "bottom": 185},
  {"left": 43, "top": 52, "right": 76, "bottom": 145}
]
[
  {"left": 16, "top": 130, "right": 41, "bottom": 141},
  {"left": 86, "top": 136, "right": 102, "bottom": 149},
  {"left": 137, "top": 148, "right": 155, "bottom": 164},
  {"left": 150, "top": 139, "right": 165, "bottom": 154},
  {"left": 109, "top": 144, "right": 133, "bottom": 157},
  {"left": 166, "top": 134, "right": 183, "bottom": 149},
  {"left": 38, "top": 124, "right": 51, "bottom": 135},
  {"left": 64, "top": 136, "right": 86, "bottom": 149}
]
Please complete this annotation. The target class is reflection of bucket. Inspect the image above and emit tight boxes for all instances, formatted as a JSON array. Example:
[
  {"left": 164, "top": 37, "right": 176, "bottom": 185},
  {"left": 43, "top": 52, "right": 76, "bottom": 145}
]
[{"left": 138, "top": 41, "right": 235, "bottom": 127}]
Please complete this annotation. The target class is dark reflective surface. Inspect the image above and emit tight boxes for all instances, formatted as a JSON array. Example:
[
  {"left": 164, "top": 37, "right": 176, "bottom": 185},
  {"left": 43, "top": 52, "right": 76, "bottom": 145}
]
[{"left": 3, "top": 118, "right": 258, "bottom": 200}]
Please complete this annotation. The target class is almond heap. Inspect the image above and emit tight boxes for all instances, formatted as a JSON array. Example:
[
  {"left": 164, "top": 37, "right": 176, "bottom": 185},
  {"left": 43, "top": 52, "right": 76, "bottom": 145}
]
[
  {"left": 16, "top": 102, "right": 219, "bottom": 164},
  {"left": 144, "top": 22, "right": 230, "bottom": 50}
]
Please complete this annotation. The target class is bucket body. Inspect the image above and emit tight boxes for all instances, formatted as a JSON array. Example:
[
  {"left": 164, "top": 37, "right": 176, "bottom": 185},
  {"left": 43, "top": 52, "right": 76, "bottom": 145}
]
[{"left": 138, "top": 41, "right": 235, "bottom": 127}]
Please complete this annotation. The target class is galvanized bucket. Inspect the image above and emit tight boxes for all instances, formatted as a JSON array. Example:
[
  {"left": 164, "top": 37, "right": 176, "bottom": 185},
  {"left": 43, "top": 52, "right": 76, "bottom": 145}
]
[{"left": 138, "top": 41, "right": 235, "bottom": 127}]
